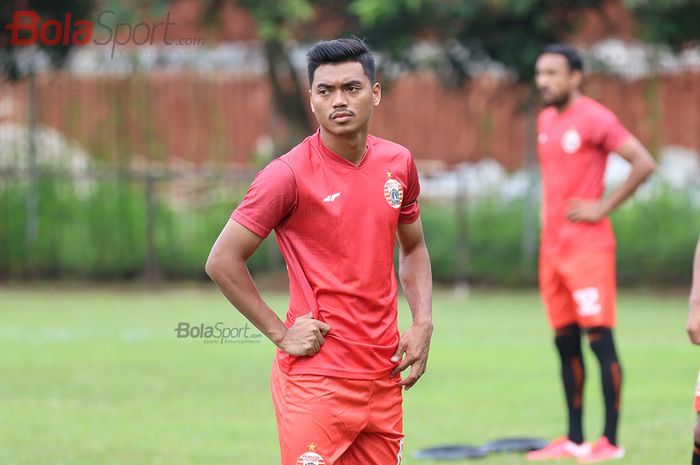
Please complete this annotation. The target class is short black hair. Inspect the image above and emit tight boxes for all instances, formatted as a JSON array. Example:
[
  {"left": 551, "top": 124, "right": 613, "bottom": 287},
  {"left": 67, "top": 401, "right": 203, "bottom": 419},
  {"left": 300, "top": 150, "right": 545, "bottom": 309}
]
[
  {"left": 539, "top": 43, "right": 584, "bottom": 72},
  {"left": 307, "top": 36, "right": 376, "bottom": 86}
]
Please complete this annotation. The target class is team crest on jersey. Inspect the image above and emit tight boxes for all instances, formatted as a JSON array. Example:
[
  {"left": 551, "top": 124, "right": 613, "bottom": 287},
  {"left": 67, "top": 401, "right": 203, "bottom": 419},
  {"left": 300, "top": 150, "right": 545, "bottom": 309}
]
[
  {"left": 561, "top": 129, "right": 582, "bottom": 154},
  {"left": 296, "top": 451, "right": 325, "bottom": 465},
  {"left": 384, "top": 178, "right": 404, "bottom": 209}
]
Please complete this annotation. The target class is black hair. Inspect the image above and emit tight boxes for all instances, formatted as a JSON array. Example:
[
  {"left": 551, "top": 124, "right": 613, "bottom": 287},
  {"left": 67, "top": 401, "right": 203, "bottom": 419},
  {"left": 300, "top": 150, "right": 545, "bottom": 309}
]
[
  {"left": 307, "top": 36, "right": 376, "bottom": 86},
  {"left": 539, "top": 43, "right": 584, "bottom": 72}
]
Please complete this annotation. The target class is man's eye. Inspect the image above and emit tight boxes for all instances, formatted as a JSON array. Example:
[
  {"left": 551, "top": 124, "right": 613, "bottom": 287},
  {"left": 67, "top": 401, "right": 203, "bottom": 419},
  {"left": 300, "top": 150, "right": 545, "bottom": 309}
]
[{"left": 318, "top": 89, "right": 329, "bottom": 95}]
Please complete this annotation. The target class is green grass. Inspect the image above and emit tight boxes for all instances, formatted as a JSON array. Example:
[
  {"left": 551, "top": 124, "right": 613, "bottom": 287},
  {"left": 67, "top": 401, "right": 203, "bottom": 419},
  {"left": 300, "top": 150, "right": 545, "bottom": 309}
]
[{"left": 0, "top": 286, "right": 694, "bottom": 464}]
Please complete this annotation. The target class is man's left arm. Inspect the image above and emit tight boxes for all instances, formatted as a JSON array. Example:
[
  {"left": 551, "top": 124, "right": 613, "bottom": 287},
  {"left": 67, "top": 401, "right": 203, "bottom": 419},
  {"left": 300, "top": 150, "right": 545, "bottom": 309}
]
[
  {"left": 567, "top": 136, "right": 657, "bottom": 223},
  {"left": 391, "top": 217, "right": 433, "bottom": 391}
]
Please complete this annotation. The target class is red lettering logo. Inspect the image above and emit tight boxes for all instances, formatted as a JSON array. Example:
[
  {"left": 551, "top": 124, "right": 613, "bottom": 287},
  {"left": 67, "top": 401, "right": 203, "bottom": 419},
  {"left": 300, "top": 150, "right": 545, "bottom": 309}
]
[{"left": 4, "top": 10, "right": 93, "bottom": 46}]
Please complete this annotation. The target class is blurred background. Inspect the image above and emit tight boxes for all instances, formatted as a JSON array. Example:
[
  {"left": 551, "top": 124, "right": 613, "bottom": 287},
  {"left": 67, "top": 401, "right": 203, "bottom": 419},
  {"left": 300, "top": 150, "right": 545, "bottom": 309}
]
[{"left": 1, "top": 0, "right": 700, "bottom": 288}]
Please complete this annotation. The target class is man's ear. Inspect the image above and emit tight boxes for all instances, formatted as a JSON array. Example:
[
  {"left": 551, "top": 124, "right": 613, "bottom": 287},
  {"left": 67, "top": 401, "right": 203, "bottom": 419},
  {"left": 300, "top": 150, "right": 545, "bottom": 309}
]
[
  {"left": 572, "top": 70, "right": 583, "bottom": 90},
  {"left": 373, "top": 82, "right": 381, "bottom": 107}
]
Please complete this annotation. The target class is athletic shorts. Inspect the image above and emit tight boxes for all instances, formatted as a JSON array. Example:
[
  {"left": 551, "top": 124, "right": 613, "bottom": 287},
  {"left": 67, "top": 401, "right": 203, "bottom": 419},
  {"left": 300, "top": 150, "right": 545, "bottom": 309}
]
[
  {"left": 539, "top": 250, "right": 616, "bottom": 329},
  {"left": 270, "top": 359, "right": 404, "bottom": 465},
  {"left": 694, "top": 370, "right": 700, "bottom": 413}
]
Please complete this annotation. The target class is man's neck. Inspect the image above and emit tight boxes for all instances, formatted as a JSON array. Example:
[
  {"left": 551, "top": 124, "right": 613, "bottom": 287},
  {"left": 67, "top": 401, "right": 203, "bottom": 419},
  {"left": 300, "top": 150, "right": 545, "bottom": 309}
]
[
  {"left": 556, "top": 91, "right": 582, "bottom": 113},
  {"left": 319, "top": 127, "right": 369, "bottom": 166}
]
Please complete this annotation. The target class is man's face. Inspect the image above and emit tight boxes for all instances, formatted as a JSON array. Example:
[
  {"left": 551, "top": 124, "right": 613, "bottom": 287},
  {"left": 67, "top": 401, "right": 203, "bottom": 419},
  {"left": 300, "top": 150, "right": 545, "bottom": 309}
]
[
  {"left": 309, "top": 61, "right": 381, "bottom": 136},
  {"left": 535, "top": 53, "right": 581, "bottom": 107}
]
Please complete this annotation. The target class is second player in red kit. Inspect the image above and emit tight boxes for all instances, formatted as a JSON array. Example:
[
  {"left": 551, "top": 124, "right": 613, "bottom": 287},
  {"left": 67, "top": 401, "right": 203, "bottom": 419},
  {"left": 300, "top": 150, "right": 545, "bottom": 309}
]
[{"left": 527, "top": 44, "right": 656, "bottom": 464}]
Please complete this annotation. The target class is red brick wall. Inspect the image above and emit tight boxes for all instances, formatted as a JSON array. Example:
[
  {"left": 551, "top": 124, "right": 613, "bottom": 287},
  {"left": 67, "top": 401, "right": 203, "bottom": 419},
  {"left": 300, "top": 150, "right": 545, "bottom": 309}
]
[{"left": 3, "top": 70, "right": 699, "bottom": 170}]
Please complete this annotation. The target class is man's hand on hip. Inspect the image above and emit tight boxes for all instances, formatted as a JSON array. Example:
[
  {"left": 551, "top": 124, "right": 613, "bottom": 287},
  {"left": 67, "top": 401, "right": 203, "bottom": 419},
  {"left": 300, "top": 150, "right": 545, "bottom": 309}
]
[
  {"left": 390, "top": 320, "right": 433, "bottom": 391},
  {"left": 277, "top": 312, "right": 331, "bottom": 356},
  {"left": 566, "top": 198, "right": 607, "bottom": 223}
]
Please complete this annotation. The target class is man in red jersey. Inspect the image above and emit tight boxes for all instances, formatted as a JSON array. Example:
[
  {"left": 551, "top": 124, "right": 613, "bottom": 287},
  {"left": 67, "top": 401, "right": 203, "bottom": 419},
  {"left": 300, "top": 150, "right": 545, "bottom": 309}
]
[
  {"left": 206, "top": 37, "right": 432, "bottom": 465},
  {"left": 526, "top": 44, "right": 656, "bottom": 463},
  {"left": 686, "top": 235, "right": 700, "bottom": 465}
]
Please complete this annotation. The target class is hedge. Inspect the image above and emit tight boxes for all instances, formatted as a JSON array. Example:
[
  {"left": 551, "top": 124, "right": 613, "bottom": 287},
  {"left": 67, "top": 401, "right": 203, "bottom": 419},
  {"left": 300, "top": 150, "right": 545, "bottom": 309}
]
[{"left": 1, "top": 179, "right": 697, "bottom": 286}]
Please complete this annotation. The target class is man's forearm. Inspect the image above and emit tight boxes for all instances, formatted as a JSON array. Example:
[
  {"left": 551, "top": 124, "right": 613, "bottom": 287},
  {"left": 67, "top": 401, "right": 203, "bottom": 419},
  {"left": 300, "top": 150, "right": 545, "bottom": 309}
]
[
  {"left": 601, "top": 140, "right": 656, "bottom": 216},
  {"left": 207, "top": 259, "right": 287, "bottom": 345},
  {"left": 601, "top": 164, "right": 654, "bottom": 216},
  {"left": 399, "top": 243, "right": 433, "bottom": 323}
]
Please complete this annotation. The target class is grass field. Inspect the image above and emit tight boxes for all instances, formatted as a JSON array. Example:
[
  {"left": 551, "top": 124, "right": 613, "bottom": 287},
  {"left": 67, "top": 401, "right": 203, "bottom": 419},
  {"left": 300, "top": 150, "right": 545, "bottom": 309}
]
[{"left": 0, "top": 286, "right": 694, "bottom": 464}]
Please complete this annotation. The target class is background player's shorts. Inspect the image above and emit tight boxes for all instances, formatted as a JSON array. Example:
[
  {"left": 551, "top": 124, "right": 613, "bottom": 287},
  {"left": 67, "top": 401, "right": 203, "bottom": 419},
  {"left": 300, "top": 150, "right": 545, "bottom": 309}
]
[
  {"left": 694, "top": 370, "right": 700, "bottom": 412},
  {"left": 539, "top": 250, "right": 616, "bottom": 329},
  {"left": 270, "top": 360, "right": 404, "bottom": 465}
]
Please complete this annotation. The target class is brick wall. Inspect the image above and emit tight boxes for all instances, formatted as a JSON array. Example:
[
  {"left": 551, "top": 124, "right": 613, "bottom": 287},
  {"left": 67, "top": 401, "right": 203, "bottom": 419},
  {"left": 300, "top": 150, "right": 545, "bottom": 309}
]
[{"left": 3, "top": 70, "right": 699, "bottom": 170}]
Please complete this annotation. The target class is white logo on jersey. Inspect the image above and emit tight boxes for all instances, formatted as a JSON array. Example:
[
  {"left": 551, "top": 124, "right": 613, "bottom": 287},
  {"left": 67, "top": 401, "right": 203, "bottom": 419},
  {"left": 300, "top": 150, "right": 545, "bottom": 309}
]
[
  {"left": 296, "top": 451, "right": 325, "bottom": 465},
  {"left": 384, "top": 178, "right": 403, "bottom": 208},
  {"left": 323, "top": 192, "right": 341, "bottom": 202},
  {"left": 561, "top": 129, "right": 582, "bottom": 154},
  {"left": 573, "top": 287, "right": 602, "bottom": 317}
]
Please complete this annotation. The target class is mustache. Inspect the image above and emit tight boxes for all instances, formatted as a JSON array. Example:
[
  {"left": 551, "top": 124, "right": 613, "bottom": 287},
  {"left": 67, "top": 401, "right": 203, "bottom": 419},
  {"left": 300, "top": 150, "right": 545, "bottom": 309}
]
[{"left": 330, "top": 109, "right": 355, "bottom": 119}]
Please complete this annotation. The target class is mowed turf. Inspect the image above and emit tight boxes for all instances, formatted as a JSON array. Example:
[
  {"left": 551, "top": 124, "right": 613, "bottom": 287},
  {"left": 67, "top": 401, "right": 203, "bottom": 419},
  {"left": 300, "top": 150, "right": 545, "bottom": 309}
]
[{"left": 0, "top": 286, "right": 694, "bottom": 464}]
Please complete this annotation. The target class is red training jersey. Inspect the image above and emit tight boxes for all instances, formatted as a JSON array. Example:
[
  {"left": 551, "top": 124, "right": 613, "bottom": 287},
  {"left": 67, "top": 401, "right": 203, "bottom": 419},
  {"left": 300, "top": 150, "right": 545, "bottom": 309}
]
[
  {"left": 537, "top": 96, "right": 632, "bottom": 256},
  {"left": 232, "top": 130, "right": 421, "bottom": 380}
]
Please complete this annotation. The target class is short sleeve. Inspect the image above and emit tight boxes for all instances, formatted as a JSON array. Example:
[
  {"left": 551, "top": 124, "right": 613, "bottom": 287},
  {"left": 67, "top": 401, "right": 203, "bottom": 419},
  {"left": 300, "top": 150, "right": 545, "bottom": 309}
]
[
  {"left": 592, "top": 108, "right": 632, "bottom": 154},
  {"left": 399, "top": 156, "right": 421, "bottom": 224},
  {"left": 231, "top": 159, "right": 297, "bottom": 238}
]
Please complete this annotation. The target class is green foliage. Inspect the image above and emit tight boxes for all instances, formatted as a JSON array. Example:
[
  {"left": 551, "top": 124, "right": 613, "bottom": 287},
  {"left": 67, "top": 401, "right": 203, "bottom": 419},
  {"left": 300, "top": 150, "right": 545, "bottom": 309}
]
[
  {"left": 349, "top": 0, "right": 603, "bottom": 83},
  {"left": 626, "top": 0, "right": 700, "bottom": 48},
  {"left": 1, "top": 179, "right": 697, "bottom": 286},
  {"left": 1, "top": 179, "right": 147, "bottom": 278},
  {"left": 423, "top": 188, "right": 699, "bottom": 287},
  {"left": 422, "top": 197, "right": 533, "bottom": 286},
  {"left": 613, "top": 186, "right": 700, "bottom": 286},
  {"left": 237, "top": 0, "right": 315, "bottom": 43},
  {"left": 0, "top": 178, "right": 280, "bottom": 280}
]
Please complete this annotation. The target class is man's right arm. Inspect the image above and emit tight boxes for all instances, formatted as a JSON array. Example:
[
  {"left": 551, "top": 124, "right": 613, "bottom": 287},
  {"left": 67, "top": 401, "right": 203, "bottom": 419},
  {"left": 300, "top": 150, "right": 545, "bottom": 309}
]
[
  {"left": 687, "top": 234, "right": 700, "bottom": 344},
  {"left": 205, "top": 219, "right": 330, "bottom": 356}
]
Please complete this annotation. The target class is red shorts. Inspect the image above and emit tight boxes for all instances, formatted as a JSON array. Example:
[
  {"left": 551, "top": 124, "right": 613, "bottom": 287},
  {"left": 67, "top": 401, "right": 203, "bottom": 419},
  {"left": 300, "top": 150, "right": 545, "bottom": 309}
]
[
  {"left": 539, "top": 250, "right": 617, "bottom": 329},
  {"left": 694, "top": 370, "right": 700, "bottom": 412},
  {"left": 270, "top": 360, "right": 404, "bottom": 465}
]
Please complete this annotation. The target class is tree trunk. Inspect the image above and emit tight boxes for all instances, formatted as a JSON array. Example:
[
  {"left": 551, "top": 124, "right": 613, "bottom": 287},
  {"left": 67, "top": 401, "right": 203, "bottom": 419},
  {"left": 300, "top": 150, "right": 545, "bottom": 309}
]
[{"left": 262, "top": 39, "right": 315, "bottom": 153}]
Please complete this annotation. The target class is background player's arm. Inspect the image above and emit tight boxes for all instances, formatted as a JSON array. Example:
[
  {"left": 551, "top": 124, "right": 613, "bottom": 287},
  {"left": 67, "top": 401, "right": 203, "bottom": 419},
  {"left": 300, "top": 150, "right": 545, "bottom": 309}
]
[
  {"left": 686, "top": 235, "right": 700, "bottom": 344},
  {"left": 567, "top": 137, "right": 657, "bottom": 223},
  {"left": 391, "top": 217, "right": 433, "bottom": 390},
  {"left": 206, "top": 219, "right": 330, "bottom": 356}
]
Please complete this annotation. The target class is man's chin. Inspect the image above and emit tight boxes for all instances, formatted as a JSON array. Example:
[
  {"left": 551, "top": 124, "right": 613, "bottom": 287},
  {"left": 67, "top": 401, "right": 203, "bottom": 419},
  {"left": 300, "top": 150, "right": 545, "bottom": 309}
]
[{"left": 323, "top": 121, "right": 358, "bottom": 134}]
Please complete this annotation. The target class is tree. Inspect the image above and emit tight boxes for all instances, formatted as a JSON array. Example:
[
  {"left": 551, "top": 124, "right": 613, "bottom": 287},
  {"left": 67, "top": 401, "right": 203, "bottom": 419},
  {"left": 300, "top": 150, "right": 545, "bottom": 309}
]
[{"left": 626, "top": 0, "right": 700, "bottom": 49}]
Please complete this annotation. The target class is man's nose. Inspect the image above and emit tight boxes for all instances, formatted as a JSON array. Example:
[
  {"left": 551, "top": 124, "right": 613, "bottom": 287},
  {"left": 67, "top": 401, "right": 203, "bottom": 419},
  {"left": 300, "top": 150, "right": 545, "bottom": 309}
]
[{"left": 332, "top": 92, "right": 348, "bottom": 107}]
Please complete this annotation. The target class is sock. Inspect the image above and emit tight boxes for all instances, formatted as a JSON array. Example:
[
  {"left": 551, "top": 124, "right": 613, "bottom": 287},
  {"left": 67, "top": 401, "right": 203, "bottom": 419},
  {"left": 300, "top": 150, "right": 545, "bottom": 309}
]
[
  {"left": 588, "top": 327, "right": 622, "bottom": 446},
  {"left": 693, "top": 442, "right": 700, "bottom": 465},
  {"left": 555, "top": 324, "right": 585, "bottom": 444}
]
